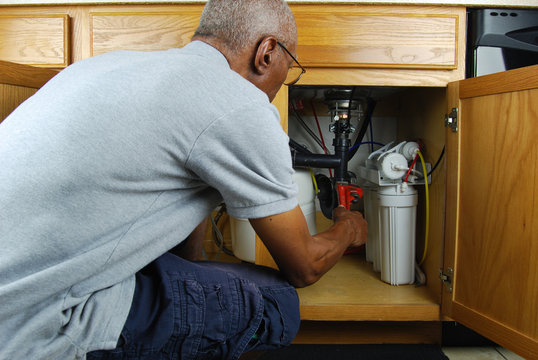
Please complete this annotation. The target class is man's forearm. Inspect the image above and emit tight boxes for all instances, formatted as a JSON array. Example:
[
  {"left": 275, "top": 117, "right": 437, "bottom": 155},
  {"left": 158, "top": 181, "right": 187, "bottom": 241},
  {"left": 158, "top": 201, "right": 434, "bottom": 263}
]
[{"left": 250, "top": 206, "right": 367, "bottom": 288}]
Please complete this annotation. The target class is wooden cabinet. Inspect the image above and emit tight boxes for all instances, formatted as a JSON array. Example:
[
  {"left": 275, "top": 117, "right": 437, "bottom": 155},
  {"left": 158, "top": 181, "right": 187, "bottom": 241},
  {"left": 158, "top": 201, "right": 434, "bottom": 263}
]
[
  {"left": 0, "top": 2, "right": 536, "bottom": 358},
  {"left": 267, "top": 64, "right": 538, "bottom": 358},
  {"left": 0, "top": 3, "right": 465, "bottom": 84}
]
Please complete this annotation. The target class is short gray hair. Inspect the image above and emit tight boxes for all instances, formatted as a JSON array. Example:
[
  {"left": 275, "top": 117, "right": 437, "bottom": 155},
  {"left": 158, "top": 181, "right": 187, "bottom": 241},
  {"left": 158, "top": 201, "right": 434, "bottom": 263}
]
[{"left": 194, "top": 0, "right": 297, "bottom": 52}]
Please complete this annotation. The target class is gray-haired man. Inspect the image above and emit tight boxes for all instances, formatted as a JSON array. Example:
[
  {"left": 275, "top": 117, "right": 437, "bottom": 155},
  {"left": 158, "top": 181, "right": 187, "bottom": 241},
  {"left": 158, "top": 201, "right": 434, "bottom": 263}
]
[{"left": 0, "top": 0, "right": 367, "bottom": 359}]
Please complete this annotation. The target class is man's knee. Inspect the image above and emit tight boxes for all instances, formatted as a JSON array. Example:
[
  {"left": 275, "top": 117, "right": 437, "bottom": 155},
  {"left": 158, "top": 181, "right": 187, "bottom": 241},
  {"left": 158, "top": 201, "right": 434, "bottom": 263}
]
[{"left": 251, "top": 285, "right": 300, "bottom": 351}]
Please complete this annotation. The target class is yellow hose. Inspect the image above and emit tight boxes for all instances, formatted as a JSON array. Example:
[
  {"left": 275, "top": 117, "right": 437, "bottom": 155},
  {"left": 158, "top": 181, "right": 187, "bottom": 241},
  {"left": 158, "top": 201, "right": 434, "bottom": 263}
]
[
  {"left": 417, "top": 151, "right": 429, "bottom": 266},
  {"left": 309, "top": 168, "right": 319, "bottom": 194}
]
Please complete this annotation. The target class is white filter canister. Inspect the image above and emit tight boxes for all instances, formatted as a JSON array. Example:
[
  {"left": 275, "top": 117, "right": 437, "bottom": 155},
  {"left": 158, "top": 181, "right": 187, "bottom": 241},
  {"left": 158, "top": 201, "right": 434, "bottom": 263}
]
[
  {"left": 230, "top": 217, "right": 256, "bottom": 262},
  {"left": 378, "top": 185, "right": 418, "bottom": 285},
  {"left": 364, "top": 188, "right": 381, "bottom": 273},
  {"left": 364, "top": 188, "right": 375, "bottom": 263},
  {"left": 231, "top": 169, "right": 317, "bottom": 262},
  {"left": 292, "top": 169, "right": 318, "bottom": 235}
]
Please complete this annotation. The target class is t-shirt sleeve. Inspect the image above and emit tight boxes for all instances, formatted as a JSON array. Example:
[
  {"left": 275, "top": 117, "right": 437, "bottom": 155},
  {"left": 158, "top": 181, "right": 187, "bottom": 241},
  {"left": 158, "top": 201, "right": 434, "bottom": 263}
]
[{"left": 186, "top": 103, "right": 298, "bottom": 219}]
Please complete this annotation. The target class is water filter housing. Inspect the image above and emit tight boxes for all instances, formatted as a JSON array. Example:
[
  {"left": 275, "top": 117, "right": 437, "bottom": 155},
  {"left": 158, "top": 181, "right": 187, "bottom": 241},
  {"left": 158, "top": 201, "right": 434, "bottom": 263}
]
[
  {"left": 231, "top": 169, "right": 317, "bottom": 263},
  {"left": 364, "top": 187, "right": 381, "bottom": 273},
  {"left": 378, "top": 184, "right": 418, "bottom": 285}
]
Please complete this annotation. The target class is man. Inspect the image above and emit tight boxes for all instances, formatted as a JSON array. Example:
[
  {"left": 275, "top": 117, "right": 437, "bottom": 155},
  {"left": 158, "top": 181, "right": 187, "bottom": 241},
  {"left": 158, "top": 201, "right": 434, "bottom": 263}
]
[{"left": 0, "top": 0, "right": 367, "bottom": 359}]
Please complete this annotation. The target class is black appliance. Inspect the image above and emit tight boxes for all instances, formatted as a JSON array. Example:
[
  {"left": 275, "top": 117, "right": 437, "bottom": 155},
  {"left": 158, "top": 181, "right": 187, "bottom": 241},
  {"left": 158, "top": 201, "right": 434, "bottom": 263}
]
[{"left": 466, "top": 8, "right": 538, "bottom": 78}]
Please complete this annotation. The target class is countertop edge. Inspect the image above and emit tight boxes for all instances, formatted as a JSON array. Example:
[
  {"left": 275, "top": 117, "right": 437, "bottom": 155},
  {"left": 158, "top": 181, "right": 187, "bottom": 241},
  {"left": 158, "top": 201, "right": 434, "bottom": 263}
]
[{"left": 0, "top": 0, "right": 537, "bottom": 7}]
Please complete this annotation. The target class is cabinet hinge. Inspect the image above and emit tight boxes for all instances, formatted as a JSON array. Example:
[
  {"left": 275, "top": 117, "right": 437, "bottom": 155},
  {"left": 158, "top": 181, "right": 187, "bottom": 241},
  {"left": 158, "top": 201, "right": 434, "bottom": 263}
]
[
  {"left": 444, "top": 108, "right": 458, "bottom": 133},
  {"left": 439, "top": 267, "right": 454, "bottom": 293}
]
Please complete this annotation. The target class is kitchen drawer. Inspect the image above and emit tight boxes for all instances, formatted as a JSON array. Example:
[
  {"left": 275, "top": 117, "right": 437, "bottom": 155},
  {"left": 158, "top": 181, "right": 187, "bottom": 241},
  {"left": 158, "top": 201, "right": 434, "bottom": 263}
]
[
  {"left": 292, "top": 5, "right": 461, "bottom": 70},
  {"left": 90, "top": 10, "right": 202, "bottom": 57},
  {"left": 0, "top": 15, "right": 70, "bottom": 67}
]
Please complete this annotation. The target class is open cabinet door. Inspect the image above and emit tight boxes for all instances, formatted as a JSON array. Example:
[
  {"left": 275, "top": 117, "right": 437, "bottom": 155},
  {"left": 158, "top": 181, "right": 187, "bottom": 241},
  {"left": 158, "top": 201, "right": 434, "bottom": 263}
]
[
  {"left": 442, "top": 65, "right": 538, "bottom": 359},
  {"left": 1, "top": 60, "right": 58, "bottom": 121}
]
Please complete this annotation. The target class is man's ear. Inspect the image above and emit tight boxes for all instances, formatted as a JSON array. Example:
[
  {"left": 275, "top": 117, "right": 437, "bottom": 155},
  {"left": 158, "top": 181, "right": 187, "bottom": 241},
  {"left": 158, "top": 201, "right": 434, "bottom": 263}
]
[{"left": 253, "top": 36, "right": 279, "bottom": 75}]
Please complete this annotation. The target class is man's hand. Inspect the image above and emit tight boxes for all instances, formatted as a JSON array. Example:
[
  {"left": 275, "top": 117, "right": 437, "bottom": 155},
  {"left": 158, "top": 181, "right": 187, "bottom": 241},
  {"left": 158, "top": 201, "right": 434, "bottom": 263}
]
[{"left": 332, "top": 206, "right": 368, "bottom": 249}]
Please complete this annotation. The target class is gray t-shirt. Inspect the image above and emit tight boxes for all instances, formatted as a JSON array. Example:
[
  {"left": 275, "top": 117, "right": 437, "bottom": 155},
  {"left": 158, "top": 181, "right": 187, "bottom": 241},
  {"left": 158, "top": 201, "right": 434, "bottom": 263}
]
[{"left": 0, "top": 41, "right": 298, "bottom": 359}]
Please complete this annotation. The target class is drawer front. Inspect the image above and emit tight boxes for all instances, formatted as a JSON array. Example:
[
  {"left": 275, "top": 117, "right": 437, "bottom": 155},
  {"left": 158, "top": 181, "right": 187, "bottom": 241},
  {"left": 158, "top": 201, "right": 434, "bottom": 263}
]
[
  {"left": 293, "top": 7, "right": 460, "bottom": 69},
  {"left": 90, "top": 11, "right": 202, "bottom": 56},
  {"left": 0, "top": 15, "right": 70, "bottom": 68}
]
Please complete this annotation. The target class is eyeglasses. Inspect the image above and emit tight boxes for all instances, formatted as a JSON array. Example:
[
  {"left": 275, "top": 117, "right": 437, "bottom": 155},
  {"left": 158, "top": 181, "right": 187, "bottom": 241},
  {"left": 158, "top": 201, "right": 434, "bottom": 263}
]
[{"left": 277, "top": 41, "right": 306, "bottom": 86}]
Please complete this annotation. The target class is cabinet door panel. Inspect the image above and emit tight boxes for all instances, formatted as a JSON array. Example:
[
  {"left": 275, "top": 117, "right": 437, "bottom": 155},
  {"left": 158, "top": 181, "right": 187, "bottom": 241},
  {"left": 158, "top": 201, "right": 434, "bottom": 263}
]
[
  {"left": 90, "top": 10, "right": 202, "bottom": 57},
  {"left": 0, "top": 15, "right": 70, "bottom": 67},
  {"left": 291, "top": 5, "right": 460, "bottom": 69},
  {"left": 443, "top": 65, "right": 538, "bottom": 359}
]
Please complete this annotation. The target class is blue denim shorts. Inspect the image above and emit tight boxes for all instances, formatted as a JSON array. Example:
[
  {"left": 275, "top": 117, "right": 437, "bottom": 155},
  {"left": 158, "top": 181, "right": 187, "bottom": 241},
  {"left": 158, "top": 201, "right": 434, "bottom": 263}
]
[{"left": 87, "top": 253, "right": 300, "bottom": 360}]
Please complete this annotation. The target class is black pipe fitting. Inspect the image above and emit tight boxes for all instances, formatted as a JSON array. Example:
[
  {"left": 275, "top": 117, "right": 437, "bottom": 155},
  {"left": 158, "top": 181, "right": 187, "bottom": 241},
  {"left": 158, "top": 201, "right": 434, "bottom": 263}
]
[{"left": 291, "top": 152, "right": 342, "bottom": 169}]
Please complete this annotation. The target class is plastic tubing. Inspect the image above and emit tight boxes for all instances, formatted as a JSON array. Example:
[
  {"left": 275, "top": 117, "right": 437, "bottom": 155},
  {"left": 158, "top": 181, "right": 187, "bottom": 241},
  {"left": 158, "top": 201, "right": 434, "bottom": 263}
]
[
  {"left": 311, "top": 100, "right": 332, "bottom": 178},
  {"left": 404, "top": 153, "right": 420, "bottom": 183},
  {"left": 417, "top": 150, "right": 429, "bottom": 266},
  {"left": 348, "top": 141, "right": 385, "bottom": 153},
  {"left": 309, "top": 169, "right": 319, "bottom": 194},
  {"left": 291, "top": 105, "right": 325, "bottom": 151},
  {"left": 369, "top": 121, "right": 374, "bottom": 152}
]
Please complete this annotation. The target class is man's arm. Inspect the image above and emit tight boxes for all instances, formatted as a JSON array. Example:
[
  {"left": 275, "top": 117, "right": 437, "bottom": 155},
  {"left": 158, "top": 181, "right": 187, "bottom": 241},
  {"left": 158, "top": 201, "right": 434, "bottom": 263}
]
[{"left": 249, "top": 206, "right": 367, "bottom": 288}]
